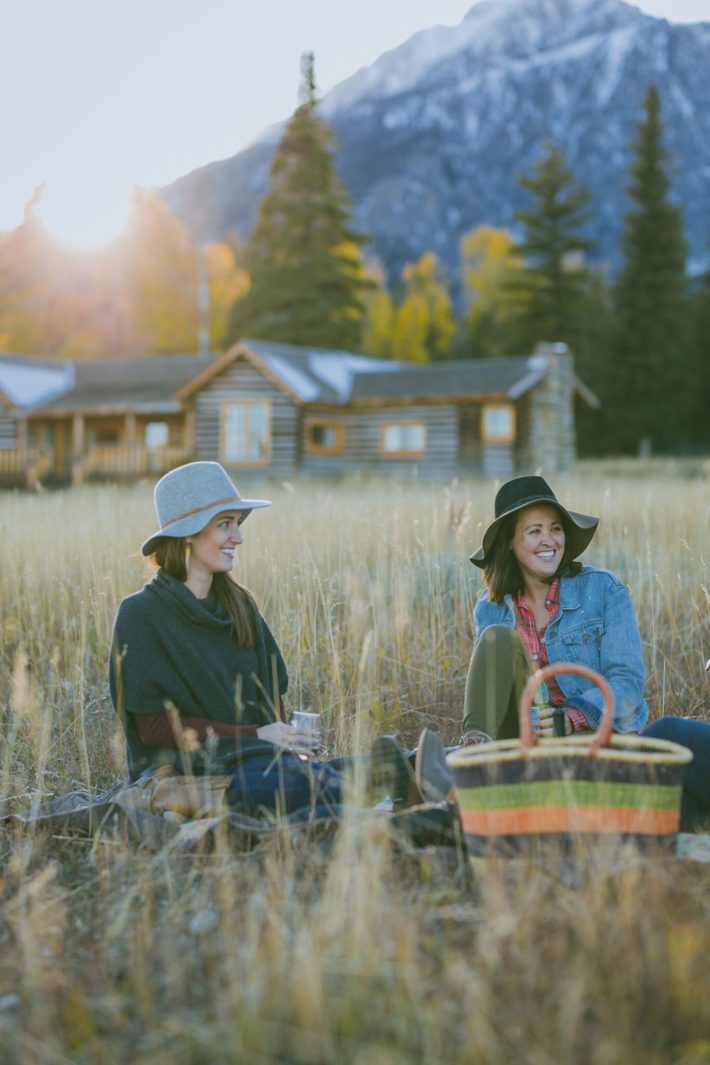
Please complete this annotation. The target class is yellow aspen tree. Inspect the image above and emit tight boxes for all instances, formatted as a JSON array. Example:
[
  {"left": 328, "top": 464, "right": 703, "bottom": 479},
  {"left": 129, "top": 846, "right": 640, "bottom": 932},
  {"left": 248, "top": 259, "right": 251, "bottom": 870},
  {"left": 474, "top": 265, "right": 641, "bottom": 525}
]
[
  {"left": 206, "top": 242, "right": 250, "bottom": 351},
  {"left": 391, "top": 252, "right": 455, "bottom": 362},
  {"left": 460, "top": 225, "right": 522, "bottom": 358},
  {"left": 123, "top": 189, "right": 200, "bottom": 354}
]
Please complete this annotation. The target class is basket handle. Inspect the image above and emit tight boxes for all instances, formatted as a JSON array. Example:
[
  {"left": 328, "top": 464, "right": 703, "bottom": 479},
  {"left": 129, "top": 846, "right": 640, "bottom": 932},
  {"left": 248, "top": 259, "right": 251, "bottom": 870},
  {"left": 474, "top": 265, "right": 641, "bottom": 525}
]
[{"left": 519, "top": 663, "right": 615, "bottom": 757}]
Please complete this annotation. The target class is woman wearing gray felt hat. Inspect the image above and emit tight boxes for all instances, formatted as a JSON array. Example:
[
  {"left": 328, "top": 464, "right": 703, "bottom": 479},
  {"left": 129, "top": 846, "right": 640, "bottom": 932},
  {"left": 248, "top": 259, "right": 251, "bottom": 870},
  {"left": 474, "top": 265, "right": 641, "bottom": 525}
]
[
  {"left": 140, "top": 460, "right": 271, "bottom": 557},
  {"left": 109, "top": 460, "right": 349, "bottom": 814},
  {"left": 110, "top": 461, "right": 426, "bottom": 818}
]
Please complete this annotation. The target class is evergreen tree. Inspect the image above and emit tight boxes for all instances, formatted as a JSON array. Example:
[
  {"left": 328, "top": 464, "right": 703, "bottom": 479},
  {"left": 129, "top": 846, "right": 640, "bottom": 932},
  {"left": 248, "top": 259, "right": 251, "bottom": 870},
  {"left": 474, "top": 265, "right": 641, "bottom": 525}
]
[
  {"left": 687, "top": 268, "right": 710, "bottom": 450},
  {"left": 228, "top": 53, "right": 373, "bottom": 350},
  {"left": 611, "top": 84, "right": 689, "bottom": 453},
  {"left": 510, "top": 142, "right": 594, "bottom": 350}
]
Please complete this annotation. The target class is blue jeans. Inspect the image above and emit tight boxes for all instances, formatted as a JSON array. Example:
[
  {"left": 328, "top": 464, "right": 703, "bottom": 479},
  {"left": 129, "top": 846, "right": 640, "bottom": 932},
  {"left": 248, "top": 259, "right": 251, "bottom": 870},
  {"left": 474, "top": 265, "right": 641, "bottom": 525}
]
[
  {"left": 643, "top": 717, "right": 710, "bottom": 831},
  {"left": 227, "top": 752, "right": 345, "bottom": 817}
]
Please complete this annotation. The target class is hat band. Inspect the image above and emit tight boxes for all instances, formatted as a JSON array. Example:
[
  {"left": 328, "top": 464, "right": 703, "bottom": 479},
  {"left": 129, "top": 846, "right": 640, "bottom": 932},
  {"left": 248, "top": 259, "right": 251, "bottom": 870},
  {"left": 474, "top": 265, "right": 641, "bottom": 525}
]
[{"left": 161, "top": 495, "right": 243, "bottom": 529}]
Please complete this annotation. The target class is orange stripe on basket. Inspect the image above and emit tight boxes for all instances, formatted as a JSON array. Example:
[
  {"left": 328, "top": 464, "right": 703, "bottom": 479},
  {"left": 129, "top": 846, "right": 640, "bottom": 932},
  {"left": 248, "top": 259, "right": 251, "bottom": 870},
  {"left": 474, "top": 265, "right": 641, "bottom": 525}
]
[{"left": 460, "top": 805, "right": 680, "bottom": 837}]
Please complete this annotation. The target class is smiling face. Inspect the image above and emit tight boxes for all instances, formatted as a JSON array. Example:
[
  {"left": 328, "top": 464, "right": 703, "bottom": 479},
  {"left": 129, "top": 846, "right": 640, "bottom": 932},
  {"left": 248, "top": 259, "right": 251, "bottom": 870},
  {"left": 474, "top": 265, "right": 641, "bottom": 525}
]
[
  {"left": 511, "top": 503, "right": 566, "bottom": 586},
  {"left": 186, "top": 510, "right": 246, "bottom": 585}
]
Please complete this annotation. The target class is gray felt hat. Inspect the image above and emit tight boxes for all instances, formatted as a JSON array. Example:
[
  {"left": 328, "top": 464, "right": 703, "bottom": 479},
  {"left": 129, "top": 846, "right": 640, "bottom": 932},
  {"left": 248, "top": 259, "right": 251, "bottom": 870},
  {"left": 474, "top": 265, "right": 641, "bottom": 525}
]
[{"left": 141, "top": 461, "right": 271, "bottom": 556}]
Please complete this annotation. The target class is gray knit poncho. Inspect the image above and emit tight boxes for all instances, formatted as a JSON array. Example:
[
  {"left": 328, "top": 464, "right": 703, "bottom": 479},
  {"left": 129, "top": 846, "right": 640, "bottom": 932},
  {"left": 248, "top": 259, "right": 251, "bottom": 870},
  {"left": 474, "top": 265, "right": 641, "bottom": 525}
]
[{"left": 109, "top": 569, "right": 288, "bottom": 779}]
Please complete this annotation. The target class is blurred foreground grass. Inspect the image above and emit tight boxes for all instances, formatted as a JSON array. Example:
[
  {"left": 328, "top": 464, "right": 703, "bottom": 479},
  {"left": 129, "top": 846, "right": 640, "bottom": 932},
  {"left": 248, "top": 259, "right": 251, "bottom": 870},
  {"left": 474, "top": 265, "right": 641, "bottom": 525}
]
[{"left": 0, "top": 465, "right": 709, "bottom": 1063}]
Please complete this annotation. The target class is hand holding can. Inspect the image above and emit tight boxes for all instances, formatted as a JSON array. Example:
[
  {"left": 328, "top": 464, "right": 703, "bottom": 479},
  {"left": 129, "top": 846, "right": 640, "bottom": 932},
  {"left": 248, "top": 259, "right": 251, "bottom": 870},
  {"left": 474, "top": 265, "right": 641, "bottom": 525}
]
[{"left": 290, "top": 710, "right": 322, "bottom": 757}]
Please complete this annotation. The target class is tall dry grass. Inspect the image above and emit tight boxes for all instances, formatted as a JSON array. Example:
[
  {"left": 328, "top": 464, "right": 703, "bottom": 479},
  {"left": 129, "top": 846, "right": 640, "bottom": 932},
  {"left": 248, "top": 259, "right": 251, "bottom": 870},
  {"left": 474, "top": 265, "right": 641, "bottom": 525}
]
[{"left": 0, "top": 465, "right": 709, "bottom": 1063}]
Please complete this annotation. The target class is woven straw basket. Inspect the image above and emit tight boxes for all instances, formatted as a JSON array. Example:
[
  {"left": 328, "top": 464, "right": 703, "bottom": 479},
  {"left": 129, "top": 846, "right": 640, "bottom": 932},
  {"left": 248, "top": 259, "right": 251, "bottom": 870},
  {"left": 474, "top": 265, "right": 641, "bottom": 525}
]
[{"left": 447, "top": 663, "right": 692, "bottom": 858}]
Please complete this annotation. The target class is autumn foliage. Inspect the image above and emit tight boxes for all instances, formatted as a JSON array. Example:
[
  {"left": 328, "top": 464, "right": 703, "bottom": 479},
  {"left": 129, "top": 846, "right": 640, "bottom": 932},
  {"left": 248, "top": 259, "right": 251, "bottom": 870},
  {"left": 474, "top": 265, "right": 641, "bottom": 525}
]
[{"left": 0, "top": 188, "right": 247, "bottom": 358}]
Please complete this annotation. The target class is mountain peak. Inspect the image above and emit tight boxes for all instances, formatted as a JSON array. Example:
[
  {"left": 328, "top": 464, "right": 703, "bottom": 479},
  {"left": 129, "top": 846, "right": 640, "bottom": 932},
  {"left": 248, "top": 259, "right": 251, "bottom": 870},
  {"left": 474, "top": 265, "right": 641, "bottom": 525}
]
[
  {"left": 161, "top": 0, "right": 710, "bottom": 282},
  {"left": 322, "top": 0, "right": 646, "bottom": 116}
]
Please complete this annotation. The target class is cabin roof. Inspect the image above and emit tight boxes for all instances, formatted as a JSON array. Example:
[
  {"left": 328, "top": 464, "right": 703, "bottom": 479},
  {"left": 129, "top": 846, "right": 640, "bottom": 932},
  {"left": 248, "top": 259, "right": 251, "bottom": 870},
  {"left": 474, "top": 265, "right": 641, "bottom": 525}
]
[
  {"left": 26, "top": 354, "right": 214, "bottom": 415},
  {"left": 348, "top": 355, "right": 545, "bottom": 402},
  {"left": 0, "top": 354, "right": 75, "bottom": 410},
  {"left": 5, "top": 340, "right": 598, "bottom": 416}
]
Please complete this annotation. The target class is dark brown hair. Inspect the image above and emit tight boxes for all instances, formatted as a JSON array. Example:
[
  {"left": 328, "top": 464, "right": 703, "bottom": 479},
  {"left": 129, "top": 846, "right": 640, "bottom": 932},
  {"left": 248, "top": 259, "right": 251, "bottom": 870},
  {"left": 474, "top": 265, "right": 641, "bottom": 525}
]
[
  {"left": 152, "top": 537, "right": 258, "bottom": 648},
  {"left": 483, "top": 507, "right": 582, "bottom": 604}
]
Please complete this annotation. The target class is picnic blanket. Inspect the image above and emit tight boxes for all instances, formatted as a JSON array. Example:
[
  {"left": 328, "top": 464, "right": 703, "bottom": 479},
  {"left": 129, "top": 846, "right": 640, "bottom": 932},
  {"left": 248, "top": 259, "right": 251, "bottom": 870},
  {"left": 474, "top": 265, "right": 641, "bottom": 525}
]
[
  {"left": 3, "top": 767, "right": 707, "bottom": 859},
  {"left": 1, "top": 767, "right": 461, "bottom": 853}
]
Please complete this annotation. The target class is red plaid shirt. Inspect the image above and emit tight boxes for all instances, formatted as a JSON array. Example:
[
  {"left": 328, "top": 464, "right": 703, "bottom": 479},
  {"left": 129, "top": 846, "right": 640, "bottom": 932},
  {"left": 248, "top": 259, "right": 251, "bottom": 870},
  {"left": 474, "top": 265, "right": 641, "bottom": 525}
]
[{"left": 516, "top": 580, "right": 590, "bottom": 733}]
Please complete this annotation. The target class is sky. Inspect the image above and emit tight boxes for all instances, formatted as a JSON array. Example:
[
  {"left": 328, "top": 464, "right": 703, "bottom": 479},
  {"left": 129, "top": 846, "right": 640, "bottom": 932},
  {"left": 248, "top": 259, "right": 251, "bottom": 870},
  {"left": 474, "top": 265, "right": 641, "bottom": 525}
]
[{"left": 2, "top": 0, "right": 707, "bottom": 247}]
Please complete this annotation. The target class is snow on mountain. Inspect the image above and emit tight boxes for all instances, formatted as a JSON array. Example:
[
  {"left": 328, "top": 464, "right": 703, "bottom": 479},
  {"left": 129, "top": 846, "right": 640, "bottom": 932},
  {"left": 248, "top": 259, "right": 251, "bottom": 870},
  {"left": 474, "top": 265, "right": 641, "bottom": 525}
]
[{"left": 160, "top": 0, "right": 710, "bottom": 286}]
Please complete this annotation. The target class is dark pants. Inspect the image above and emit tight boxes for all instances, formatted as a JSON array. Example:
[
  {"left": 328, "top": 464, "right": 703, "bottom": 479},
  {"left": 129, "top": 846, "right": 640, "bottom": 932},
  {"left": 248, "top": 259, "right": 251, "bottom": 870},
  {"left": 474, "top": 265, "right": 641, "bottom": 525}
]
[
  {"left": 227, "top": 752, "right": 349, "bottom": 818},
  {"left": 643, "top": 717, "right": 710, "bottom": 832}
]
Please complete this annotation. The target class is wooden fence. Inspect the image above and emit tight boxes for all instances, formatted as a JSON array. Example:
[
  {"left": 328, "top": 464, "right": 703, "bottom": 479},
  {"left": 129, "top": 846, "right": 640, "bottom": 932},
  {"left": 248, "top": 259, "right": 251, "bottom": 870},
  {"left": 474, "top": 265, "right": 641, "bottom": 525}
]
[
  {"left": 0, "top": 448, "right": 53, "bottom": 488},
  {"left": 83, "top": 445, "right": 190, "bottom": 478}
]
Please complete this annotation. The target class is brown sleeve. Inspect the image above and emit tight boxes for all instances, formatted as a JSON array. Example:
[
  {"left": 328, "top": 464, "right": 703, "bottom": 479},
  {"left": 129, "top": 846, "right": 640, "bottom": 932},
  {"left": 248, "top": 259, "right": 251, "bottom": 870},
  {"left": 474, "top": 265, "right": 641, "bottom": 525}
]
[{"left": 135, "top": 711, "right": 259, "bottom": 749}]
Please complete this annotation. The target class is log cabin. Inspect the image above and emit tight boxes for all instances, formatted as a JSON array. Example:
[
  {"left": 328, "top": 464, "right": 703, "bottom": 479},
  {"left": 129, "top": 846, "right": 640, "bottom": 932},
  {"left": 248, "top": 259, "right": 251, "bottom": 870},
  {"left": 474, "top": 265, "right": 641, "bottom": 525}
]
[{"left": 0, "top": 341, "right": 597, "bottom": 487}]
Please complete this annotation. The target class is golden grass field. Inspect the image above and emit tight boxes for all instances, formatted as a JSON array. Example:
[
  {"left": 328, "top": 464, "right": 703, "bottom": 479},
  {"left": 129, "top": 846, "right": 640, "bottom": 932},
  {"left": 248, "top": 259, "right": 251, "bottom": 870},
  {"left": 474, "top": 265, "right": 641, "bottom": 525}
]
[{"left": 0, "top": 462, "right": 709, "bottom": 1064}]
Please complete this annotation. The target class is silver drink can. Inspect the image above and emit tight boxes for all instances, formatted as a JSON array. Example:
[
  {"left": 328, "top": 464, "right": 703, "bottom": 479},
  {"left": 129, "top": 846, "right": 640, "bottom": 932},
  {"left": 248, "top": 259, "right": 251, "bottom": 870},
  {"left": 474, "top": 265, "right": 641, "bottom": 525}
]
[{"left": 291, "top": 710, "right": 322, "bottom": 747}]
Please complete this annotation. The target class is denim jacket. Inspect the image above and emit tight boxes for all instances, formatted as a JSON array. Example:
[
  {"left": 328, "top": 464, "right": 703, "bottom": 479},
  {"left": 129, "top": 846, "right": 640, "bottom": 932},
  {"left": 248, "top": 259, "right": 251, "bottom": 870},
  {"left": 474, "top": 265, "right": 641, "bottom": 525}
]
[{"left": 473, "top": 565, "right": 649, "bottom": 733}]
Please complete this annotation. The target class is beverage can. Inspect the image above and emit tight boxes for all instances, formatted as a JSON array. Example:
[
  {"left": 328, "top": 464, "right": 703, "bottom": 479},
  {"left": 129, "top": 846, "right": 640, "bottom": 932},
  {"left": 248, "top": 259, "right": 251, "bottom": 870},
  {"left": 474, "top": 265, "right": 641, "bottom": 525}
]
[
  {"left": 289, "top": 711, "right": 323, "bottom": 754},
  {"left": 291, "top": 710, "right": 321, "bottom": 733},
  {"left": 530, "top": 705, "right": 540, "bottom": 726}
]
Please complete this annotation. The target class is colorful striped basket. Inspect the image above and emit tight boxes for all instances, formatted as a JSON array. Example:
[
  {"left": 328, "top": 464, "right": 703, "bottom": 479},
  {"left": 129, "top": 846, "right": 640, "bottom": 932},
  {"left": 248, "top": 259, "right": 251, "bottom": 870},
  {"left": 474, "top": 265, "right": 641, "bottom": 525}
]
[{"left": 447, "top": 663, "right": 692, "bottom": 859}]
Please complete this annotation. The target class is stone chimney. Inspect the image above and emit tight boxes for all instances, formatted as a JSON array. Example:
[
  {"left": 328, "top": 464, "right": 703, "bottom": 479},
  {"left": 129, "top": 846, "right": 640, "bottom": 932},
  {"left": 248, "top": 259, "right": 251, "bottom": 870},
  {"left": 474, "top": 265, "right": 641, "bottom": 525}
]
[{"left": 525, "top": 342, "right": 576, "bottom": 474}]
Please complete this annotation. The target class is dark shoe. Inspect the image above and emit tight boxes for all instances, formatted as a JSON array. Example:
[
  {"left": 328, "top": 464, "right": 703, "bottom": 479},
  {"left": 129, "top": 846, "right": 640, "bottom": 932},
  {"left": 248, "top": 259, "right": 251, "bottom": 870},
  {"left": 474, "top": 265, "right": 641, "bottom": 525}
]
[
  {"left": 369, "top": 735, "right": 421, "bottom": 808},
  {"left": 460, "top": 729, "right": 493, "bottom": 747},
  {"left": 391, "top": 802, "right": 462, "bottom": 849},
  {"left": 415, "top": 728, "right": 455, "bottom": 803}
]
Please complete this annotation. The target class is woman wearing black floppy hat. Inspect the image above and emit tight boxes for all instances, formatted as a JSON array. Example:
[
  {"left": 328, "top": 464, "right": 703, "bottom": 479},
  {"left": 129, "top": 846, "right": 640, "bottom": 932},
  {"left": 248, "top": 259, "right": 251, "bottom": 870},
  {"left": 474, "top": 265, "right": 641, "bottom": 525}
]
[
  {"left": 462, "top": 474, "right": 649, "bottom": 744},
  {"left": 110, "top": 461, "right": 427, "bottom": 817},
  {"left": 416, "top": 475, "right": 710, "bottom": 832}
]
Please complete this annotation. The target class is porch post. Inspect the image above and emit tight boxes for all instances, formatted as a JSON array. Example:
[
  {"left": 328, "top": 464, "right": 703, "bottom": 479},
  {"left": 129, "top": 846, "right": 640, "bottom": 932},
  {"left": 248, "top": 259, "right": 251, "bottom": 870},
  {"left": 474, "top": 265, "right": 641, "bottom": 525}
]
[
  {"left": 124, "top": 412, "right": 138, "bottom": 473},
  {"left": 72, "top": 413, "right": 85, "bottom": 487},
  {"left": 184, "top": 405, "right": 196, "bottom": 459},
  {"left": 124, "top": 412, "right": 137, "bottom": 445},
  {"left": 17, "top": 420, "right": 34, "bottom": 488}
]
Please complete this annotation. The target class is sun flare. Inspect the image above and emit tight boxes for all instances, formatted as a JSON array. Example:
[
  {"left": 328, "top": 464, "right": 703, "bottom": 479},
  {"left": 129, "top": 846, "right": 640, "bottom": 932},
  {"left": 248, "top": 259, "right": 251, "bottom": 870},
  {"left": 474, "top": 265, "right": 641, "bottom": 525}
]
[{"left": 35, "top": 180, "right": 132, "bottom": 249}]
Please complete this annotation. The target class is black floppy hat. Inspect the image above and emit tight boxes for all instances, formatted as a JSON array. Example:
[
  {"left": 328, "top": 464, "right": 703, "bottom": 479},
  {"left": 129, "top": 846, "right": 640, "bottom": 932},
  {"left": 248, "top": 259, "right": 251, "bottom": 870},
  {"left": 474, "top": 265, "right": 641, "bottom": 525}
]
[{"left": 469, "top": 475, "right": 599, "bottom": 569}]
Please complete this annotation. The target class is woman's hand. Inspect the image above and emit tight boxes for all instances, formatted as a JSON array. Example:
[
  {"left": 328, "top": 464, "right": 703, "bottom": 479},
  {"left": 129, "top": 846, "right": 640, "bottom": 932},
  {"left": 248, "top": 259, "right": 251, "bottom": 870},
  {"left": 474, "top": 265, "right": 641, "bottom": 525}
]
[
  {"left": 535, "top": 707, "right": 572, "bottom": 737},
  {"left": 256, "top": 721, "right": 319, "bottom": 755}
]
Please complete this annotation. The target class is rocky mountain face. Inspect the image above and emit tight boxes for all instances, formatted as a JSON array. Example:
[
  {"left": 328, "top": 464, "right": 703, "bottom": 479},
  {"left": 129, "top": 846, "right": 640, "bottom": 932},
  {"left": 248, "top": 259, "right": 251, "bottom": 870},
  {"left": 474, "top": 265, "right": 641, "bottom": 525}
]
[{"left": 160, "top": 0, "right": 710, "bottom": 287}]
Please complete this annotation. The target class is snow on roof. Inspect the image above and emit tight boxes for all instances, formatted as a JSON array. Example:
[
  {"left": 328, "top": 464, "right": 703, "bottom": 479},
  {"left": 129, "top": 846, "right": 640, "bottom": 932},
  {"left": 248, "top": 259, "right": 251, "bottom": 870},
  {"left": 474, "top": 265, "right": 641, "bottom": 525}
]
[
  {"left": 0, "top": 358, "right": 74, "bottom": 410},
  {"left": 259, "top": 351, "right": 322, "bottom": 402},
  {"left": 308, "top": 352, "right": 403, "bottom": 402}
]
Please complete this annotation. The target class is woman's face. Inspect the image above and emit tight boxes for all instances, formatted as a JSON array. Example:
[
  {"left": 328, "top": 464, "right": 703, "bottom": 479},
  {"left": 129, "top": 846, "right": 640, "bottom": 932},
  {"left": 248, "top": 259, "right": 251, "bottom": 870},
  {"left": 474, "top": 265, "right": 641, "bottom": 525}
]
[
  {"left": 186, "top": 510, "right": 246, "bottom": 579},
  {"left": 511, "top": 503, "right": 565, "bottom": 585}
]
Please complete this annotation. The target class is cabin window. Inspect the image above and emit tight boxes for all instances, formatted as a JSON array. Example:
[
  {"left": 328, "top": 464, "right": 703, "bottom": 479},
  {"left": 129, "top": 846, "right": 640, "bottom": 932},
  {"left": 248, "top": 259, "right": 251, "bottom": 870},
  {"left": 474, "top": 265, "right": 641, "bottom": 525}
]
[
  {"left": 381, "top": 422, "right": 426, "bottom": 456},
  {"left": 145, "top": 421, "right": 169, "bottom": 449},
  {"left": 221, "top": 400, "right": 271, "bottom": 465},
  {"left": 482, "top": 404, "right": 516, "bottom": 443},
  {"left": 305, "top": 420, "right": 344, "bottom": 455}
]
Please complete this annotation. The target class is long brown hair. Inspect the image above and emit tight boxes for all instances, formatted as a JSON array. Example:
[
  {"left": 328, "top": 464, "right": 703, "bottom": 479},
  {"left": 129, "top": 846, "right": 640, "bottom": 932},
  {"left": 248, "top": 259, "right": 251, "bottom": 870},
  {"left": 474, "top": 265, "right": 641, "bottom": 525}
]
[
  {"left": 483, "top": 508, "right": 582, "bottom": 604},
  {"left": 152, "top": 537, "right": 258, "bottom": 648}
]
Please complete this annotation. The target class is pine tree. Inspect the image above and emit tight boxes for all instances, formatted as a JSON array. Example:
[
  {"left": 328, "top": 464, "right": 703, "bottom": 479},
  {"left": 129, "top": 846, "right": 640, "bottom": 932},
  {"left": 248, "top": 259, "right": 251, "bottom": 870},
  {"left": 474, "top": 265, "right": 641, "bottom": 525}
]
[
  {"left": 612, "top": 84, "right": 689, "bottom": 454},
  {"left": 228, "top": 53, "right": 373, "bottom": 350},
  {"left": 510, "top": 142, "right": 594, "bottom": 350},
  {"left": 687, "top": 268, "right": 710, "bottom": 450}
]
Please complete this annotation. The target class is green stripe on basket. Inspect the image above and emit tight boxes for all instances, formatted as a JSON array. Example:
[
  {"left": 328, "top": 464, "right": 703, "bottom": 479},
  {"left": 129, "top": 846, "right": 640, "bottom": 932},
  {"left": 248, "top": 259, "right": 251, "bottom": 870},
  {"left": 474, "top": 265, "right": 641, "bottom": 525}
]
[{"left": 455, "top": 779, "right": 681, "bottom": 812}]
